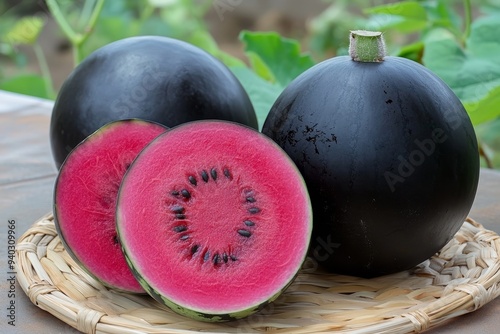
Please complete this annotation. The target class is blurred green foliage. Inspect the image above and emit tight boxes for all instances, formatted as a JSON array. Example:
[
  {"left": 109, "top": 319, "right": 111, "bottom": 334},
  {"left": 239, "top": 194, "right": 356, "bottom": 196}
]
[{"left": 1, "top": 0, "right": 500, "bottom": 167}]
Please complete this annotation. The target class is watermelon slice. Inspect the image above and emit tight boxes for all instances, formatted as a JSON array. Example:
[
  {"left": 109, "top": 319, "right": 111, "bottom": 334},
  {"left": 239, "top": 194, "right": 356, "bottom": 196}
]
[
  {"left": 54, "top": 119, "right": 167, "bottom": 293},
  {"left": 116, "top": 120, "right": 312, "bottom": 321}
]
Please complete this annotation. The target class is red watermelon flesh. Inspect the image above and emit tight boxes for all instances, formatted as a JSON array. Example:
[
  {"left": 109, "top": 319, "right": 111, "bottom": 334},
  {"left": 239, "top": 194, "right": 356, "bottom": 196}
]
[
  {"left": 116, "top": 120, "right": 312, "bottom": 321},
  {"left": 54, "top": 119, "right": 167, "bottom": 293}
]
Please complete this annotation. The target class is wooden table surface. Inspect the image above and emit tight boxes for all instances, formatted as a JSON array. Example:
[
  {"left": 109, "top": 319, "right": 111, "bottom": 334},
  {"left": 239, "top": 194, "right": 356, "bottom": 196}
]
[{"left": 1, "top": 90, "right": 499, "bottom": 333}]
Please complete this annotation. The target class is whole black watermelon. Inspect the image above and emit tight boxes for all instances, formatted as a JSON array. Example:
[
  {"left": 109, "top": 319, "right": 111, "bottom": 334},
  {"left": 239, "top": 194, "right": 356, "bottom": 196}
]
[
  {"left": 262, "top": 53, "right": 480, "bottom": 278},
  {"left": 50, "top": 36, "right": 257, "bottom": 168}
]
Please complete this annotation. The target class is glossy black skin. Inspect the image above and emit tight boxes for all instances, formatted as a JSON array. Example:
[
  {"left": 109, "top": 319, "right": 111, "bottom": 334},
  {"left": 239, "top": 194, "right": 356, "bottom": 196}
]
[
  {"left": 262, "top": 56, "right": 479, "bottom": 277},
  {"left": 50, "top": 36, "right": 257, "bottom": 168}
]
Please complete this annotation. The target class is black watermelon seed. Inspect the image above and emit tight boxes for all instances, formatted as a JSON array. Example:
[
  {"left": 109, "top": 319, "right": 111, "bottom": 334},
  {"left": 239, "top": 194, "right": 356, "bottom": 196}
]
[
  {"left": 201, "top": 170, "right": 209, "bottom": 182},
  {"left": 181, "top": 189, "right": 191, "bottom": 199},
  {"left": 223, "top": 168, "right": 232, "bottom": 180},
  {"left": 213, "top": 253, "right": 220, "bottom": 264},
  {"left": 203, "top": 251, "right": 210, "bottom": 262},
  {"left": 222, "top": 253, "right": 229, "bottom": 263},
  {"left": 230, "top": 255, "right": 238, "bottom": 261},
  {"left": 171, "top": 190, "right": 180, "bottom": 197},
  {"left": 244, "top": 220, "right": 255, "bottom": 227},
  {"left": 191, "top": 244, "right": 200, "bottom": 255},
  {"left": 211, "top": 168, "right": 218, "bottom": 181},
  {"left": 246, "top": 196, "right": 256, "bottom": 203},
  {"left": 248, "top": 207, "right": 260, "bottom": 214},
  {"left": 113, "top": 235, "right": 119, "bottom": 244},
  {"left": 170, "top": 205, "right": 185, "bottom": 214},
  {"left": 188, "top": 175, "right": 197, "bottom": 186},
  {"left": 175, "top": 213, "right": 186, "bottom": 219},
  {"left": 173, "top": 225, "right": 187, "bottom": 233},
  {"left": 238, "top": 229, "right": 252, "bottom": 238},
  {"left": 180, "top": 234, "right": 189, "bottom": 241}
]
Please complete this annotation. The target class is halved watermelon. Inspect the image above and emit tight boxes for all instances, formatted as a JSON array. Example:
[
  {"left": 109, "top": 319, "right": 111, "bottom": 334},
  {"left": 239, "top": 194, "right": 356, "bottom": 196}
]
[{"left": 116, "top": 120, "right": 312, "bottom": 321}]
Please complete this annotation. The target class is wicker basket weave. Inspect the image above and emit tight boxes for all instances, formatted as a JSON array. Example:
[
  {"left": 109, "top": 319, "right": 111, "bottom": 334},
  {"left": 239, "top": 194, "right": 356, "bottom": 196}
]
[{"left": 16, "top": 213, "right": 500, "bottom": 334}]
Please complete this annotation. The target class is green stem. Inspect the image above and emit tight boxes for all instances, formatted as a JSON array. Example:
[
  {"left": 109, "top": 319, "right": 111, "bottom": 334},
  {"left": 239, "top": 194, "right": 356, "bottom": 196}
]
[
  {"left": 71, "top": 46, "right": 79, "bottom": 67},
  {"left": 47, "top": 0, "right": 105, "bottom": 66},
  {"left": 73, "top": 0, "right": 105, "bottom": 64},
  {"left": 46, "top": 0, "right": 80, "bottom": 44},
  {"left": 80, "top": 0, "right": 105, "bottom": 44},
  {"left": 463, "top": 0, "right": 472, "bottom": 45},
  {"left": 33, "top": 42, "right": 55, "bottom": 99},
  {"left": 78, "top": 0, "right": 97, "bottom": 30},
  {"left": 46, "top": 0, "right": 81, "bottom": 66},
  {"left": 349, "top": 30, "right": 386, "bottom": 62}
]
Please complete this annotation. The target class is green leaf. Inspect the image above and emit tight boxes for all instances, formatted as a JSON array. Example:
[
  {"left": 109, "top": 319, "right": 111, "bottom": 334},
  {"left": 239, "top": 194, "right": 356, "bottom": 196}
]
[
  {"left": 422, "top": 14, "right": 500, "bottom": 126},
  {"left": 188, "top": 30, "right": 246, "bottom": 68},
  {"left": 245, "top": 51, "right": 275, "bottom": 82},
  {"left": 395, "top": 41, "right": 424, "bottom": 63},
  {"left": 422, "top": 0, "right": 462, "bottom": 35},
  {"left": 476, "top": 118, "right": 500, "bottom": 168},
  {"left": 3, "top": 16, "right": 45, "bottom": 45},
  {"left": 307, "top": 1, "right": 356, "bottom": 57},
  {"left": 464, "top": 85, "right": 500, "bottom": 126},
  {"left": 423, "top": 15, "right": 500, "bottom": 103},
  {"left": 239, "top": 31, "right": 315, "bottom": 86},
  {"left": 0, "top": 74, "right": 49, "bottom": 99},
  {"left": 230, "top": 66, "right": 283, "bottom": 130},
  {"left": 232, "top": 31, "right": 317, "bottom": 129},
  {"left": 365, "top": 1, "right": 428, "bottom": 21},
  {"left": 480, "top": 3, "right": 500, "bottom": 16},
  {"left": 364, "top": 14, "right": 428, "bottom": 33},
  {"left": 233, "top": 31, "right": 317, "bottom": 129},
  {"left": 364, "top": 1, "right": 428, "bottom": 33}
]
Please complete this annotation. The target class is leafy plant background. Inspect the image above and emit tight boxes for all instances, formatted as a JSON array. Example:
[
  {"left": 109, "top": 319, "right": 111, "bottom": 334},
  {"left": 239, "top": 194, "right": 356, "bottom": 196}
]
[{"left": 1, "top": 0, "right": 500, "bottom": 167}]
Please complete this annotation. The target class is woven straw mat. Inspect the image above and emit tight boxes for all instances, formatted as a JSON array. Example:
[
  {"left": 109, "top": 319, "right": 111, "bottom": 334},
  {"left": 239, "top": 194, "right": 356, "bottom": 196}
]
[{"left": 15, "top": 213, "right": 500, "bottom": 334}]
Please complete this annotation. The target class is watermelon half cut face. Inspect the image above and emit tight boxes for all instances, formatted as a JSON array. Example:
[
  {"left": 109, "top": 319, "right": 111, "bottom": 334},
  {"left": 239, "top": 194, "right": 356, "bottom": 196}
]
[
  {"left": 116, "top": 120, "right": 312, "bottom": 321},
  {"left": 54, "top": 119, "right": 167, "bottom": 293}
]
